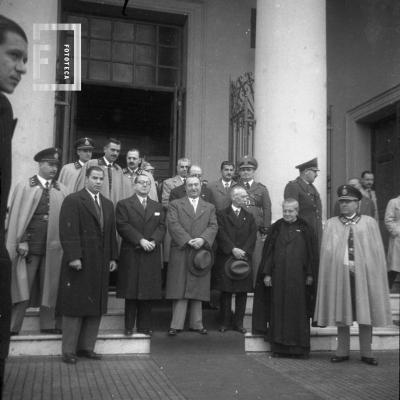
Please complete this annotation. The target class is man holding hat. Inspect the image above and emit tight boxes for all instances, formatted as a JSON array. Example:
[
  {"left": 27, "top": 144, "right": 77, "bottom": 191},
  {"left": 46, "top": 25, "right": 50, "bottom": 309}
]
[
  {"left": 6, "top": 148, "right": 68, "bottom": 335},
  {"left": 58, "top": 137, "right": 95, "bottom": 193},
  {"left": 314, "top": 185, "right": 392, "bottom": 366},
  {"left": 284, "top": 158, "right": 322, "bottom": 247},
  {"left": 252, "top": 198, "right": 318, "bottom": 358},
  {"left": 237, "top": 155, "right": 272, "bottom": 281},
  {"left": 214, "top": 186, "right": 257, "bottom": 333},
  {"left": 165, "top": 176, "right": 218, "bottom": 336}
]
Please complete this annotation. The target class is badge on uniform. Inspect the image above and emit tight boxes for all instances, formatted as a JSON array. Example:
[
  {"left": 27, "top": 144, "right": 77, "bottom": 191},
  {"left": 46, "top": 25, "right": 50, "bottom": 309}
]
[{"left": 154, "top": 212, "right": 160, "bottom": 216}]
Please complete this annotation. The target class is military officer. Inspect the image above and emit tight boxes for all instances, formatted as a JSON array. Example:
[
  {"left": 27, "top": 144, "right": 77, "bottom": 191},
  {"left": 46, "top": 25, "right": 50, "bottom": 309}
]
[
  {"left": 237, "top": 155, "right": 272, "bottom": 281},
  {"left": 58, "top": 137, "right": 94, "bottom": 193},
  {"left": 121, "top": 148, "right": 158, "bottom": 201},
  {"left": 6, "top": 148, "right": 68, "bottom": 335},
  {"left": 284, "top": 157, "right": 322, "bottom": 247}
]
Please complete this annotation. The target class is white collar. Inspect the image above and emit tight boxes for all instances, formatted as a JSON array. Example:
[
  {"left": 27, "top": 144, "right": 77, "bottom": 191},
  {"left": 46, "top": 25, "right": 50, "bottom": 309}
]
[
  {"left": 222, "top": 179, "right": 232, "bottom": 187},
  {"left": 231, "top": 204, "right": 241, "bottom": 213},
  {"left": 86, "top": 188, "right": 101, "bottom": 202},
  {"left": 245, "top": 179, "right": 254, "bottom": 187},
  {"left": 137, "top": 194, "right": 147, "bottom": 202},
  {"left": 37, "top": 174, "right": 52, "bottom": 188},
  {"left": 103, "top": 157, "right": 113, "bottom": 167},
  {"left": 78, "top": 159, "right": 85, "bottom": 167}
]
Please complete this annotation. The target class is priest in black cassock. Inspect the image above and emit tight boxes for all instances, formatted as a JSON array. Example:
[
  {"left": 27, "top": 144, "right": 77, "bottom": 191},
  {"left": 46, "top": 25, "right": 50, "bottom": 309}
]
[{"left": 252, "top": 198, "right": 318, "bottom": 358}]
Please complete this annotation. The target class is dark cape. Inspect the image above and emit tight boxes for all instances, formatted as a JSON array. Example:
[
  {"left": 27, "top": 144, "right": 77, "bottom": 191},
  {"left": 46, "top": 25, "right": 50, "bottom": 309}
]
[{"left": 252, "top": 217, "right": 318, "bottom": 350}]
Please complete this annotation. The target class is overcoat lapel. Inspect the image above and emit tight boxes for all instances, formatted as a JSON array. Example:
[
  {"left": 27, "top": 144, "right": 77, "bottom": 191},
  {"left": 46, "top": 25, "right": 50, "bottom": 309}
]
[
  {"left": 80, "top": 189, "right": 102, "bottom": 227},
  {"left": 145, "top": 199, "right": 157, "bottom": 222},
  {"left": 194, "top": 198, "right": 208, "bottom": 220},
  {"left": 129, "top": 194, "right": 145, "bottom": 218},
  {"left": 182, "top": 197, "right": 195, "bottom": 218}
]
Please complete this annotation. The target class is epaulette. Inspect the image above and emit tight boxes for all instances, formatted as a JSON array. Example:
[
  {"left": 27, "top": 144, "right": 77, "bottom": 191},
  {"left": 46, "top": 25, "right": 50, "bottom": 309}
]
[
  {"left": 29, "top": 175, "right": 40, "bottom": 187},
  {"left": 255, "top": 182, "right": 266, "bottom": 189},
  {"left": 74, "top": 161, "right": 82, "bottom": 169},
  {"left": 122, "top": 167, "right": 129, "bottom": 174}
]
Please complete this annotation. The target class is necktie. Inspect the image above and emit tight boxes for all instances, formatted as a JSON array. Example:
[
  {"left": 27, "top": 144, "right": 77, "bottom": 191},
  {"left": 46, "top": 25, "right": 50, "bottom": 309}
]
[
  {"left": 142, "top": 197, "right": 147, "bottom": 209},
  {"left": 191, "top": 198, "right": 197, "bottom": 212},
  {"left": 244, "top": 182, "right": 250, "bottom": 190},
  {"left": 107, "top": 164, "right": 112, "bottom": 195},
  {"left": 235, "top": 209, "right": 240, "bottom": 217},
  {"left": 45, "top": 181, "right": 49, "bottom": 190},
  {"left": 224, "top": 183, "right": 230, "bottom": 192},
  {"left": 367, "top": 189, "right": 372, "bottom": 199},
  {"left": 94, "top": 194, "right": 101, "bottom": 217}
]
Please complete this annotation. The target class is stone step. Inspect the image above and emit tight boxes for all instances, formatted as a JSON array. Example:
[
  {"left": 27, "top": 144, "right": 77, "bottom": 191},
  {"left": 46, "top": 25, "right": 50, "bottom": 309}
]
[
  {"left": 9, "top": 331, "right": 150, "bottom": 356},
  {"left": 245, "top": 325, "right": 400, "bottom": 352}
]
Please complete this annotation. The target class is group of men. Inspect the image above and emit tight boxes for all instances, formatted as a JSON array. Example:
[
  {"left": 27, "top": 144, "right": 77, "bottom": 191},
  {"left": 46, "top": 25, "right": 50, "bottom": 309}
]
[{"left": 0, "top": 16, "right": 396, "bottom": 397}]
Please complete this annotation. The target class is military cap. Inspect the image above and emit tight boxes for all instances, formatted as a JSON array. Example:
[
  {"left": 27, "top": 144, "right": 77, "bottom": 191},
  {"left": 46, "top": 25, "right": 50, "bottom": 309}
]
[
  {"left": 337, "top": 185, "right": 362, "bottom": 201},
  {"left": 75, "top": 137, "right": 94, "bottom": 150},
  {"left": 238, "top": 155, "right": 258, "bottom": 169},
  {"left": 33, "top": 147, "right": 61, "bottom": 163},
  {"left": 295, "top": 157, "right": 319, "bottom": 171}
]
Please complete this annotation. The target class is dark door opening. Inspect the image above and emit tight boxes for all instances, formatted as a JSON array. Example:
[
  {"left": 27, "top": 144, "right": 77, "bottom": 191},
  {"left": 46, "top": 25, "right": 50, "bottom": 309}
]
[{"left": 75, "top": 83, "right": 174, "bottom": 181}]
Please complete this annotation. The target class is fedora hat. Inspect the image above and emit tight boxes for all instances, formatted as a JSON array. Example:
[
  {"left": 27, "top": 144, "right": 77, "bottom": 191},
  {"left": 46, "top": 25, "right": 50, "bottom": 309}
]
[
  {"left": 224, "top": 257, "right": 251, "bottom": 280},
  {"left": 188, "top": 248, "right": 214, "bottom": 277}
]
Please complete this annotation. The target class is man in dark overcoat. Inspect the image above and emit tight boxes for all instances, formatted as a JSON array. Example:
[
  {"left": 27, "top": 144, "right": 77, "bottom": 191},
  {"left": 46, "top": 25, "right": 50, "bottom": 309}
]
[
  {"left": 116, "top": 174, "right": 165, "bottom": 336},
  {"left": 214, "top": 186, "right": 257, "bottom": 333},
  {"left": 58, "top": 166, "right": 118, "bottom": 364},
  {"left": 252, "top": 199, "right": 318, "bottom": 358},
  {"left": 166, "top": 176, "right": 218, "bottom": 336},
  {"left": 284, "top": 157, "right": 322, "bottom": 247},
  {"left": 0, "top": 14, "right": 27, "bottom": 396}
]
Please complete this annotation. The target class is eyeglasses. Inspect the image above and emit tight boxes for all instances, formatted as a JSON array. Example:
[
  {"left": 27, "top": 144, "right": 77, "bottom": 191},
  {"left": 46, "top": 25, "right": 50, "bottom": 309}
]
[{"left": 136, "top": 180, "right": 150, "bottom": 185}]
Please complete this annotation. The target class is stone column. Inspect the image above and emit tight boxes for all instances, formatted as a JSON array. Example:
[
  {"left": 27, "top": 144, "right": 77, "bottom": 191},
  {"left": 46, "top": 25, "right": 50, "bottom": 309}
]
[{"left": 254, "top": 0, "right": 327, "bottom": 221}]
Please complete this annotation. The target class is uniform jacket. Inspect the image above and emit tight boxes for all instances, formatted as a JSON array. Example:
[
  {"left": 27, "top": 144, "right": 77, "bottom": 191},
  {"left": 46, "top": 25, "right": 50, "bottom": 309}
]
[
  {"left": 385, "top": 196, "right": 400, "bottom": 273},
  {"left": 214, "top": 206, "right": 257, "bottom": 292},
  {"left": 116, "top": 194, "right": 166, "bottom": 299},
  {"left": 58, "top": 161, "right": 84, "bottom": 194},
  {"left": 314, "top": 216, "right": 392, "bottom": 327},
  {"left": 161, "top": 175, "right": 185, "bottom": 208},
  {"left": 208, "top": 179, "right": 236, "bottom": 211},
  {"left": 237, "top": 180, "right": 272, "bottom": 231},
  {"left": 169, "top": 182, "right": 214, "bottom": 204},
  {"left": 121, "top": 168, "right": 158, "bottom": 202},
  {"left": 166, "top": 197, "right": 218, "bottom": 301},
  {"left": 75, "top": 158, "right": 124, "bottom": 206},
  {"left": 0, "top": 93, "right": 16, "bottom": 359},
  {"left": 284, "top": 177, "right": 322, "bottom": 246},
  {"left": 58, "top": 189, "right": 118, "bottom": 317},
  {"left": 6, "top": 176, "right": 68, "bottom": 307}
]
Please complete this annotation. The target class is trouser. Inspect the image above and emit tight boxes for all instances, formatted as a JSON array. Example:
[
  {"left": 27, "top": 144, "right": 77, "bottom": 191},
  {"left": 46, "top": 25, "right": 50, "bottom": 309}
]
[
  {"left": 336, "top": 324, "right": 373, "bottom": 358},
  {"left": 252, "top": 232, "right": 265, "bottom": 285},
  {"left": 220, "top": 292, "right": 247, "bottom": 328},
  {"left": 62, "top": 316, "right": 101, "bottom": 354},
  {"left": 125, "top": 299, "right": 152, "bottom": 331},
  {"left": 10, "top": 255, "right": 59, "bottom": 332},
  {"left": 170, "top": 299, "right": 203, "bottom": 330},
  {"left": 0, "top": 358, "right": 5, "bottom": 400}
]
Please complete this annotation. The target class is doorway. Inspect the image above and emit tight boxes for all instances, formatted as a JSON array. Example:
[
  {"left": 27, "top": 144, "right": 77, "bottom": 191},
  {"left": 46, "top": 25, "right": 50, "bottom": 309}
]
[{"left": 74, "top": 84, "right": 173, "bottom": 181}]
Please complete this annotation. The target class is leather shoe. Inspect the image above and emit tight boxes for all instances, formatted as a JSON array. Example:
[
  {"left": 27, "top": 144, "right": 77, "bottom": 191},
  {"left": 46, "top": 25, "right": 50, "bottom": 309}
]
[
  {"left": 62, "top": 353, "right": 77, "bottom": 364},
  {"left": 41, "top": 328, "right": 62, "bottom": 334},
  {"left": 76, "top": 350, "right": 102, "bottom": 360},
  {"left": 219, "top": 326, "right": 228, "bottom": 333},
  {"left": 330, "top": 356, "right": 349, "bottom": 363},
  {"left": 124, "top": 329, "right": 133, "bottom": 336},
  {"left": 234, "top": 327, "right": 247, "bottom": 334},
  {"left": 138, "top": 329, "right": 153, "bottom": 336},
  {"left": 168, "top": 328, "right": 178, "bottom": 336},
  {"left": 10, "top": 331, "right": 19, "bottom": 336},
  {"left": 361, "top": 357, "right": 378, "bottom": 366},
  {"left": 189, "top": 327, "right": 208, "bottom": 335}
]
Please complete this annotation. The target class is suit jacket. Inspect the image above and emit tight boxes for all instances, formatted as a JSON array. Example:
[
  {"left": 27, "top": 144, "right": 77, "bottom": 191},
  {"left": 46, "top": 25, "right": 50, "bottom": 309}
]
[
  {"left": 169, "top": 182, "right": 214, "bottom": 204},
  {"left": 214, "top": 206, "right": 257, "bottom": 292},
  {"left": 0, "top": 93, "right": 16, "bottom": 359},
  {"left": 166, "top": 197, "right": 218, "bottom": 301},
  {"left": 116, "top": 195, "right": 166, "bottom": 299},
  {"left": 360, "top": 188, "right": 378, "bottom": 220},
  {"left": 284, "top": 177, "right": 322, "bottom": 246},
  {"left": 161, "top": 175, "right": 185, "bottom": 208},
  {"left": 58, "top": 189, "right": 118, "bottom": 317},
  {"left": 208, "top": 179, "right": 236, "bottom": 211}
]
